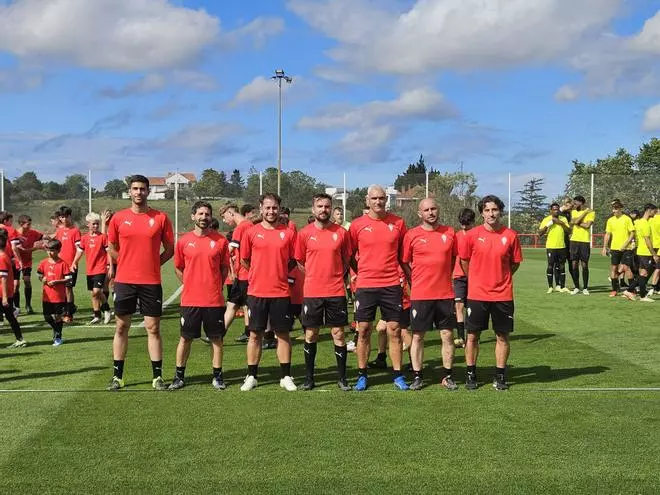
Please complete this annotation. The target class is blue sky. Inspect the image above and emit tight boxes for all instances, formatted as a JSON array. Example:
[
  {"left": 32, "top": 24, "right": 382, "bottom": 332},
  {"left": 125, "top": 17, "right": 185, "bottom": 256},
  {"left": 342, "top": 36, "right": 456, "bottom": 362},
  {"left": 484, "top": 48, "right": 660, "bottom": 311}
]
[{"left": 1, "top": 0, "right": 660, "bottom": 201}]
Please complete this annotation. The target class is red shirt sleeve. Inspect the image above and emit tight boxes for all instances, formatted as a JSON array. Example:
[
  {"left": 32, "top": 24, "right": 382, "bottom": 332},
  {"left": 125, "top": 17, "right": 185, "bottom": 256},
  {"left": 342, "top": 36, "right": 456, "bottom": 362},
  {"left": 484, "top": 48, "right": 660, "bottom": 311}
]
[
  {"left": 221, "top": 241, "right": 230, "bottom": 270},
  {"left": 240, "top": 229, "right": 252, "bottom": 262},
  {"left": 288, "top": 230, "right": 295, "bottom": 260},
  {"left": 401, "top": 230, "right": 412, "bottom": 264},
  {"left": 459, "top": 231, "right": 473, "bottom": 260},
  {"left": 174, "top": 238, "right": 185, "bottom": 271},
  {"left": 348, "top": 223, "right": 358, "bottom": 256},
  {"left": 341, "top": 228, "right": 351, "bottom": 262},
  {"left": 107, "top": 216, "right": 119, "bottom": 245},
  {"left": 161, "top": 215, "right": 174, "bottom": 246},
  {"left": 294, "top": 230, "right": 306, "bottom": 264},
  {"left": 511, "top": 233, "right": 523, "bottom": 264}
]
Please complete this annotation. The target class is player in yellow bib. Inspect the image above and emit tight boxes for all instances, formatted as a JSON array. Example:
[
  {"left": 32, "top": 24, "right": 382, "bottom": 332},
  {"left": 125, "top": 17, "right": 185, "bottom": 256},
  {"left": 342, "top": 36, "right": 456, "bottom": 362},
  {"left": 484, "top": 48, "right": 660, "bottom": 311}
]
[
  {"left": 569, "top": 195, "right": 595, "bottom": 295},
  {"left": 634, "top": 204, "right": 658, "bottom": 301},
  {"left": 602, "top": 200, "right": 635, "bottom": 299},
  {"left": 649, "top": 211, "right": 660, "bottom": 295},
  {"left": 539, "top": 203, "right": 571, "bottom": 293}
]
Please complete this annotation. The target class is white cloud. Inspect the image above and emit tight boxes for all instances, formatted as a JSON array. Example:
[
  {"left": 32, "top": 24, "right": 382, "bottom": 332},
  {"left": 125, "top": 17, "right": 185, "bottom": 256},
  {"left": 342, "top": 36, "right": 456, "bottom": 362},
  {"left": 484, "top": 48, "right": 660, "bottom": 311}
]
[
  {"left": 642, "top": 103, "right": 660, "bottom": 132},
  {"left": 232, "top": 17, "right": 285, "bottom": 47},
  {"left": 288, "top": 0, "right": 620, "bottom": 75},
  {"left": 630, "top": 10, "right": 660, "bottom": 54},
  {"left": 99, "top": 70, "right": 216, "bottom": 98},
  {"left": 554, "top": 85, "right": 579, "bottom": 102},
  {"left": 230, "top": 75, "right": 292, "bottom": 106}
]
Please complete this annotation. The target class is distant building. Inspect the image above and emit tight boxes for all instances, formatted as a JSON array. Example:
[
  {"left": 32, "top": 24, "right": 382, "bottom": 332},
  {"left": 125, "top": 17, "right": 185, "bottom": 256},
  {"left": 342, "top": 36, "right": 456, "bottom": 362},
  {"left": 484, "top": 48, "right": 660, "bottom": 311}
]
[{"left": 122, "top": 172, "right": 197, "bottom": 200}]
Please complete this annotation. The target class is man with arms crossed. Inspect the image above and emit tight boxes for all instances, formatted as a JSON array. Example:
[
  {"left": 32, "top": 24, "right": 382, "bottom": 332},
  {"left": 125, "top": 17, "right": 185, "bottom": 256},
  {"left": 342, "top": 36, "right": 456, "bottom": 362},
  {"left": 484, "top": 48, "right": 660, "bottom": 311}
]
[
  {"left": 539, "top": 203, "right": 571, "bottom": 293},
  {"left": 633, "top": 204, "right": 657, "bottom": 302},
  {"left": 169, "top": 201, "right": 231, "bottom": 390},
  {"left": 402, "top": 198, "right": 458, "bottom": 391},
  {"left": 569, "top": 195, "right": 595, "bottom": 295},
  {"left": 459, "top": 195, "right": 522, "bottom": 391},
  {"left": 295, "top": 193, "right": 352, "bottom": 391},
  {"left": 106, "top": 175, "right": 175, "bottom": 391},
  {"left": 239, "top": 193, "right": 297, "bottom": 392},
  {"left": 602, "top": 200, "right": 636, "bottom": 299},
  {"left": 349, "top": 185, "right": 408, "bottom": 391}
]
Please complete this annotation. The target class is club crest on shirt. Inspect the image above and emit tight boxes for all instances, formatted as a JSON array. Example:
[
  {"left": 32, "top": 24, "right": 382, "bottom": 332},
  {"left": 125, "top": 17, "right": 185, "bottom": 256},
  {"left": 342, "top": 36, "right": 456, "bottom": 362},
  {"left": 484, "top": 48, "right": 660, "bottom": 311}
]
[
  {"left": 180, "top": 317, "right": 185, "bottom": 326},
  {"left": 388, "top": 224, "right": 394, "bottom": 231},
  {"left": 149, "top": 218, "right": 155, "bottom": 228},
  {"left": 501, "top": 237, "right": 508, "bottom": 245},
  {"left": 210, "top": 240, "right": 216, "bottom": 249},
  {"left": 187, "top": 242, "right": 196, "bottom": 248},
  {"left": 279, "top": 232, "right": 285, "bottom": 240},
  {"left": 332, "top": 233, "right": 338, "bottom": 242},
  {"left": 303, "top": 305, "right": 308, "bottom": 314},
  {"left": 441, "top": 234, "right": 447, "bottom": 243},
  {"left": 412, "top": 309, "right": 417, "bottom": 319}
]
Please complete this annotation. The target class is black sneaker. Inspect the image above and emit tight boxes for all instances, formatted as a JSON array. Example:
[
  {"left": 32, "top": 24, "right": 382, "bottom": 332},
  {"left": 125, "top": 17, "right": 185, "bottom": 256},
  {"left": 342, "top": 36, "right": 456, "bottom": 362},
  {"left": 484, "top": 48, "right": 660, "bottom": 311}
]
[
  {"left": 262, "top": 339, "right": 277, "bottom": 350},
  {"left": 337, "top": 379, "right": 351, "bottom": 391},
  {"left": 368, "top": 357, "right": 387, "bottom": 369},
  {"left": 442, "top": 376, "right": 459, "bottom": 391},
  {"left": 409, "top": 376, "right": 423, "bottom": 391},
  {"left": 466, "top": 372, "right": 478, "bottom": 390},
  {"left": 299, "top": 378, "right": 315, "bottom": 391},
  {"left": 212, "top": 377, "right": 226, "bottom": 390},
  {"left": 167, "top": 377, "right": 184, "bottom": 390},
  {"left": 235, "top": 333, "right": 249, "bottom": 343},
  {"left": 493, "top": 374, "right": 509, "bottom": 391}
]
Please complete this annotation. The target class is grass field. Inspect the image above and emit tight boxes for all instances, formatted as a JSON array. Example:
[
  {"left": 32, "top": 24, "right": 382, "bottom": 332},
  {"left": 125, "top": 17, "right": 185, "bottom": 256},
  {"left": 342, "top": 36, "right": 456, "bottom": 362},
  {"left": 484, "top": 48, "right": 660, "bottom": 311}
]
[{"left": 1, "top": 249, "right": 659, "bottom": 494}]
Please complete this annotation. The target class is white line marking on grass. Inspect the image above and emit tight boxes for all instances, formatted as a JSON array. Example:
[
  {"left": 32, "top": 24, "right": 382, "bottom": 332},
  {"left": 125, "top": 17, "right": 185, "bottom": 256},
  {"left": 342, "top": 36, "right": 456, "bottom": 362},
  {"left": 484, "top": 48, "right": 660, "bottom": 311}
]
[
  {"left": 0, "top": 389, "right": 156, "bottom": 394},
  {"left": 538, "top": 387, "right": 660, "bottom": 392},
  {"left": 138, "top": 285, "right": 182, "bottom": 328}
]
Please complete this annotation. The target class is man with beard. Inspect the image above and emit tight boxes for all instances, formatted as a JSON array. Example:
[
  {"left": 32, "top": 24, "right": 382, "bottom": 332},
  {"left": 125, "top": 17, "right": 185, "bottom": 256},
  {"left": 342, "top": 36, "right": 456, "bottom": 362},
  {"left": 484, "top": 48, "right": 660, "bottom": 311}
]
[{"left": 295, "top": 193, "right": 352, "bottom": 391}]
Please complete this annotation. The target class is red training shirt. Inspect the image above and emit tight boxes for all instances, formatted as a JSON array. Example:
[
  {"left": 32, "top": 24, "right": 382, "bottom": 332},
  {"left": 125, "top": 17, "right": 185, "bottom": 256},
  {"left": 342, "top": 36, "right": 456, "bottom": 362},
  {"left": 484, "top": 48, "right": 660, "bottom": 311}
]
[
  {"left": 452, "top": 229, "right": 470, "bottom": 279},
  {"left": 37, "top": 258, "right": 71, "bottom": 303},
  {"left": 54, "top": 226, "right": 82, "bottom": 266},
  {"left": 17, "top": 228, "right": 43, "bottom": 268},
  {"left": 78, "top": 233, "right": 109, "bottom": 276},
  {"left": 240, "top": 223, "right": 295, "bottom": 298},
  {"left": 349, "top": 213, "right": 406, "bottom": 289},
  {"left": 402, "top": 225, "right": 456, "bottom": 300},
  {"left": 295, "top": 223, "right": 350, "bottom": 298},
  {"left": 229, "top": 220, "right": 253, "bottom": 281},
  {"left": 458, "top": 225, "right": 523, "bottom": 301},
  {"left": 107, "top": 208, "right": 174, "bottom": 285},
  {"left": 175, "top": 231, "right": 230, "bottom": 307},
  {"left": 0, "top": 252, "right": 15, "bottom": 298}
]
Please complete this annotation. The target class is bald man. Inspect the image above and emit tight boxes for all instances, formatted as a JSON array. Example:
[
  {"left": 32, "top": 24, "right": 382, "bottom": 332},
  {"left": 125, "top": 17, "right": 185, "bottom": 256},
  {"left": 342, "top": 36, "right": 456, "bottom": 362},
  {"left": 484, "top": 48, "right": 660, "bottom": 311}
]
[
  {"left": 401, "top": 199, "right": 458, "bottom": 391},
  {"left": 348, "top": 185, "right": 408, "bottom": 391}
]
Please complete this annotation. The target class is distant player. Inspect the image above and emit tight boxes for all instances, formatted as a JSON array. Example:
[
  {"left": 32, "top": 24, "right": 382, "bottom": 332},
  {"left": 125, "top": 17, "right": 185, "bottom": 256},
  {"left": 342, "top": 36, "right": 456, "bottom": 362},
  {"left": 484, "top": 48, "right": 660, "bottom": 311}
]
[
  {"left": 106, "top": 175, "right": 175, "bottom": 391},
  {"left": 402, "top": 198, "right": 458, "bottom": 391},
  {"left": 633, "top": 204, "right": 657, "bottom": 302},
  {"left": 71, "top": 213, "right": 112, "bottom": 324},
  {"left": 459, "top": 195, "right": 523, "bottom": 391},
  {"left": 295, "top": 193, "right": 352, "bottom": 391},
  {"left": 539, "top": 202, "right": 571, "bottom": 293},
  {"left": 0, "top": 211, "right": 23, "bottom": 316},
  {"left": 16, "top": 215, "right": 43, "bottom": 314},
  {"left": 453, "top": 208, "right": 475, "bottom": 348},
  {"left": 349, "top": 185, "right": 408, "bottom": 391},
  {"left": 169, "top": 201, "right": 230, "bottom": 390},
  {"left": 54, "top": 206, "right": 82, "bottom": 322},
  {"left": 649, "top": 209, "right": 660, "bottom": 295},
  {"left": 602, "top": 200, "right": 636, "bottom": 299},
  {"left": 569, "top": 195, "right": 595, "bottom": 295},
  {"left": 1, "top": 231, "right": 26, "bottom": 348},
  {"left": 37, "top": 239, "right": 72, "bottom": 347},
  {"left": 239, "top": 193, "right": 297, "bottom": 392},
  {"left": 280, "top": 207, "right": 297, "bottom": 232},
  {"left": 333, "top": 206, "right": 352, "bottom": 230}
]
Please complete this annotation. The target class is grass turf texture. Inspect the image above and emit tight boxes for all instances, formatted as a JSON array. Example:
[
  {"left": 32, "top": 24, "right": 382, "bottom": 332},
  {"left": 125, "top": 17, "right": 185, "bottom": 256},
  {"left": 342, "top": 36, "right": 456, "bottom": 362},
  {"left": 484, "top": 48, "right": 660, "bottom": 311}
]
[{"left": 1, "top": 249, "right": 659, "bottom": 494}]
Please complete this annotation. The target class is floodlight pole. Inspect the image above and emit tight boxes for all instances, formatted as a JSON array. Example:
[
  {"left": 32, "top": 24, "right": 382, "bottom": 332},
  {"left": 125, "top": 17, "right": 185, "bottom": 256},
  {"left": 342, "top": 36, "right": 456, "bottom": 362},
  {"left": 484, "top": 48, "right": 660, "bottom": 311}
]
[
  {"left": 0, "top": 168, "right": 4, "bottom": 211},
  {"left": 271, "top": 69, "right": 292, "bottom": 196},
  {"left": 88, "top": 169, "right": 92, "bottom": 213}
]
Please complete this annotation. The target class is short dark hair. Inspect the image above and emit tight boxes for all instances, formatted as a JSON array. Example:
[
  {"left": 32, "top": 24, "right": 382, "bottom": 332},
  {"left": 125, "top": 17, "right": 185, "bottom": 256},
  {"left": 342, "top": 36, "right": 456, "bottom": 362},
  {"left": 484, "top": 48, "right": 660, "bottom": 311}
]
[
  {"left": 45, "top": 238, "right": 62, "bottom": 251},
  {"left": 58, "top": 206, "right": 73, "bottom": 217},
  {"left": 313, "top": 193, "right": 333, "bottom": 204},
  {"left": 50, "top": 211, "right": 60, "bottom": 221},
  {"left": 128, "top": 175, "right": 150, "bottom": 188},
  {"left": 18, "top": 215, "right": 32, "bottom": 225},
  {"left": 573, "top": 195, "right": 586, "bottom": 204},
  {"left": 209, "top": 217, "right": 220, "bottom": 230},
  {"left": 333, "top": 206, "right": 344, "bottom": 212},
  {"left": 220, "top": 203, "right": 239, "bottom": 215},
  {"left": 611, "top": 200, "right": 623, "bottom": 209},
  {"left": 458, "top": 208, "right": 475, "bottom": 226},
  {"left": 0, "top": 233, "right": 6, "bottom": 250},
  {"left": 280, "top": 206, "right": 291, "bottom": 215},
  {"left": 0, "top": 211, "right": 12, "bottom": 224},
  {"left": 478, "top": 195, "right": 505, "bottom": 214},
  {"left": 191, "top": 201, "right": 212, "bottom": 215},
  {"left": 643, "top": 203, "right": 657, "bottom": 212},
  {"left": 630, "top": 209, "right": 640, "bottom": 217},
  {"left": 260, "top": 193, "right": 282, "bottom": 206},
  {"left": 240, "top": 204, "right": 255, "bottom": 216},
  {"left": 550, "top": 202, "right": 560, "bottom": 209}
]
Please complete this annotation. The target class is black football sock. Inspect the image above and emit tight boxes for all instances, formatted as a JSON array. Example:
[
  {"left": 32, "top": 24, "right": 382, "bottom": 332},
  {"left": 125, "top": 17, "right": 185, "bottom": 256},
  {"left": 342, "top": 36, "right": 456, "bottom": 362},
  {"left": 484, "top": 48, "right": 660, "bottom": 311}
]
[
  {"left": 12, "top": 291, "right": 20, "bottom": 309},
  {"left": 5, "top": 308, "right": 22, "bottom": 340},
  {"left": 376, "top": 351, "right": 386, "bottom": 362},
  {"left": 358, "top": 367, "right": 368, "bottom": 378},
  {"left": 303, "top": 342, "right": 317, "bottom": 379},
  {"left": 457, "top": 322, "right": 465, "bottom": 341},
  {"left": 467, "top": 365, "right": 477, "bottom": 376},
  {"left": 213, "top": 367, "right": 222, "bottom": 380},
  {"left": 280, "top": 362, "right": 291, "bottom": 378},
  {"left": 570, "top": 264, "right": 580, "bottom": 288},
  {"left": 175, "top": 366, "right": 185, "bottom": 380},
  {"left": 559, "top": 267, "right": 566, "bottom": 288},
  {"left": 442, "top": 367, "right": 452, "bottom": 379},
  {"left": 100, "top": 302, "right": 110, "bottom": 312},
  {"left": 582, "top": 266, "right": 590, "bottom": 289},
  {"left": 413, "top": 368, "right": 422, "bottom": 379},
  {"left": 546, "top": 266, "right": 554, "bottom": 288},
  {"left": 94, "top": 310, "right": 102, "bottom": 318},
  {"left": 334, "top": 345, "right": 348, "bottom": 381},
  {"left": 611, "top": 278, "right": 619, "bottom": 291},
  {"left": 496, "top": 366, "right": 506, "bottom": 378},
  {"left": 151, "top": 360, "right": 163, "bottom": 379},
  {"left": 24, "top": 286, "right": 32, "bottom": 307},
  {"left": 638, "top": 275, "right": 648, "bottom": 298},
  {"left": 54, "top": 321, "right": 63, "bottom": 340},
  {"left": 113, "top": 360, "right": 125, "bottom": 379},
  {"left": 44, "top": 314, "right": 58, "bottom": 337},
  {"left": 248, "top": 364, "right": 258, "bottom": 378}
]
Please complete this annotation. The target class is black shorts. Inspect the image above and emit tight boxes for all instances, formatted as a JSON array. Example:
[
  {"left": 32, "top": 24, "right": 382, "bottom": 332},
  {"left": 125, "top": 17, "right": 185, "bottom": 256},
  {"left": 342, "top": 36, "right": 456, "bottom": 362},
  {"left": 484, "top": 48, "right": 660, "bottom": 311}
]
[
  {"left": 180, "top": 306, "right": 226, "bottom": 340},
  {"left": 12, "top": 266, "right": 20, "bottom": 279},
  {"left": 638, "top": 255, "right": 655, "bottom": 272},
  {"left": 400, "top": 307, "right": 411, "bottom": 330},
  {"left": 114, "top": 282, "right": 163, "bottom": 317},
  {"left": 465, "top": 300, "right": 514, "bottom": 334},
  {"left": 610, "top": 250, "right": 633, "bottom": 267},
  {"left": 569, "top": 241, "right": 590, "bottom": 262},
  {"left": 546, "top": 248, "right": 566, "bottom": 265},
  {"left": 19, "top": 267, "right": 33, "bottom": 277},
  {"left": 453, "top": 277, "right": 467, "bottom": 303},
  {"left": 247, "top": 296, "right": 291, "bottom": 333},
  {"left": 354, "top": 285, "right": 403, "bottom": 323},
  {"left": 301, "top": 297, "right": 348, "bottom": 328},
  {"left": 86, "top": 274, "right": 107, "bottom": 291},
  {"left": 410, "top": 299, "right": 456, "bottom": 332},
  {"left": 228, "top": 280, "right": 248, "bottom": 306},
  {"left": 43, "top": 302, "right": 66, "bottom": 317}
]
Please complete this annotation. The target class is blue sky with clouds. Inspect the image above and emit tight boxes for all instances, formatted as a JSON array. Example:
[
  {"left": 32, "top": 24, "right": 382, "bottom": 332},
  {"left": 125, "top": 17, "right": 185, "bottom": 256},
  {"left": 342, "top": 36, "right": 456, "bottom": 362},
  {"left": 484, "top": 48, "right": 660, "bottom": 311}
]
[{"left": 1, "top": 0, "right": 660, "bottom": 200}]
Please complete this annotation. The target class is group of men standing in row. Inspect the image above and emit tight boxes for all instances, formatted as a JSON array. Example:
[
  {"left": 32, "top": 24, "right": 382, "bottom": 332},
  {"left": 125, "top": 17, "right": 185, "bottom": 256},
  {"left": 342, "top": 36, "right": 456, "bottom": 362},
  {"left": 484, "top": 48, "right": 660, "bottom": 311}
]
[{"left": 105, "top": 175, "right": 522, "bottom": 393}]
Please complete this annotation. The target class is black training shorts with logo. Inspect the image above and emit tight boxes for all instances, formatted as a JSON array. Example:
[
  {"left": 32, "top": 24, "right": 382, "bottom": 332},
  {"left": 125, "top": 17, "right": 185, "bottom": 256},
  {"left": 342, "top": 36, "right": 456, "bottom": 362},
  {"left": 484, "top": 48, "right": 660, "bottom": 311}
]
[
  {"left": 228, "top": 280, "right": 249, "bottom": 307},
  {"left": 546, "top": 248, "right": 566, "bottom": 265},
  {"left": 465, "top": 300, "right": 514, "bottom": 334},
  {"left": 638, "top": 255, "right": 655, "bottom": 272},
  {"left": 301, "top": 297, "right": 349, "bottom": 328},
  {"left": 247, "top": 296, "right": 291, "bottom": 333},
  {"left": 410, "top": 299, "right": 456, "bottom": 332},
  {"left": 610, "top": 250, "right": 633, "bottom": 267},
  {"left": 114, "top": 282, "right": 163, "bottom": 317},
  {"left": 354, "top": 285, "right": 403, "bottom": 323},
  {"left": 180, "top": 306, "right": 226, "bottom": 340},
  {"left": 86, "top": 274, "right": 107, "bottom": 291},
  {"left": 569, "top": 241, "right": 591, "bottom": 262},
  {"left": 453, "top": 276, "right": 467, "bottom": 303}
]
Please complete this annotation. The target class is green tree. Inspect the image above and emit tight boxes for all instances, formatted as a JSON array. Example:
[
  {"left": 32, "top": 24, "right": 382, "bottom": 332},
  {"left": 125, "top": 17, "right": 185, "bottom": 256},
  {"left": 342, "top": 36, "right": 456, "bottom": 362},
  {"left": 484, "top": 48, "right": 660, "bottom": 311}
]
[
  {"left": 63, "top": 174, "right": 89, "bottom": 199},
  {"left": 227, "top": 169, "right": 245, "bottom": 198},
  {"left": 42, "top": 181, "right": 66, "bottom": 199},
  {"left": 393, "top": 154, "right": 439, "bottom": 191},
  {"left": 512, "top": 177, "right": 547, "bottom": 232},
  {"left": 243, "top": 168, "right": 325, "bottom": 209},
  {"left": 194, "top": 168, "right": 227, "bottom": 198},
  {"left": 104, "top": 179, "right": 127, "bottom": 199},
  {"left": 12, "top": 171, "right": 43, "bottom": 193}
]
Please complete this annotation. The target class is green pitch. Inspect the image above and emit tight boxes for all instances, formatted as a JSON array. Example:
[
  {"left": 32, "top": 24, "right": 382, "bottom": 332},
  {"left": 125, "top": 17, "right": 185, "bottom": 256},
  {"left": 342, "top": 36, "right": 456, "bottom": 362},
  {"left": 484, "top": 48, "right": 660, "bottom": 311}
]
[{"left": 1, "top": 250, "right": 658, "bottom": 494}]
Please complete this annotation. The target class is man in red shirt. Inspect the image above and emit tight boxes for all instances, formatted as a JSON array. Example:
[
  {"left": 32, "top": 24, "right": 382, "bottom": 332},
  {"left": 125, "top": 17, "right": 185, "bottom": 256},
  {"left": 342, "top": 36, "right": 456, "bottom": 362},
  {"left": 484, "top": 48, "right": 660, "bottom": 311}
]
[
  {"left": 71, "top": 213, "right": 112, "bottom": 325},
  {"left": 452, "top": 208, "right": 475, "bottom": 348},
  {"left": 169, "top": 201, "right": 230, "bottom": 391},
  {"left": 16, "top": 215, "right": 44, "bottom": 315},
  {"left": 0, "top": 231, "right": 25, "bottom": 348},
  {"left": 402, "top": 198, "right": 458, "bottom": 391},
  {"left": 0, "top": 211, "right": 24, "bottom": 317},
  {"left": 220, "top": 204, "right": 252, "bottom": 342},
  {"left": 239, "top": 193, "right": 297, "bottom": 392},
  {"left": 295, "top": 193, "right": 352, "bottom": 391},
  {"left": 106, "top": 175, "right": 175, "bottom": 391},
  {"left": 459, "top": 195, "right": 523, "bottom": 391},
  {"left": 349, "top": 185, "right": 408, "bottom": 391},
  {"left": 54, "top": 206, "right": 82, "bottom": 322},
  {"left": 37, "top": 239, "right": 73, "bottom": 347}
]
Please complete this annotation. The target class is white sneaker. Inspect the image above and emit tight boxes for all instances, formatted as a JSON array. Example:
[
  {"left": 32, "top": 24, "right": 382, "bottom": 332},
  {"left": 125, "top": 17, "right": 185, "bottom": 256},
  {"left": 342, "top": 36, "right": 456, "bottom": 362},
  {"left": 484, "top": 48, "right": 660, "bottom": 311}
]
[
  {"left": 240, "top": 375, "right": 258, "bottom": 391},
  {"left": 554, "top": 286, "right": 563, "bottom": 292},
  {"left": 570, "top": 288, "right": 580, "bottom": 296},
  {"left": 546, "top": 288, "right": 554, "bottom": 294},
  {"left": 7, "top": 339, "right": 27, "bottom": 348},
  {"left": 103, "top": 311, "right": 112, "bottom": 324},
  {"left": 639, "top": 296, "right": 655, "bottom": 303},
  {"left": 561, "top": 287, "right": 571, "bottom": 293},
  {"left": 280, "top": 376, "right": 297, "bottom": 392},
  {"left": 89, "top": 317, "right": 101, "bottom": 325},
  {"left": 582, "top": 289, "right": 590, "bottom": 296},
  {"left": 647, "top": 288, "right": 655, "bottom": 297},
  {"left": 346, "top": 340, "right": 356, "bottom": 352}
]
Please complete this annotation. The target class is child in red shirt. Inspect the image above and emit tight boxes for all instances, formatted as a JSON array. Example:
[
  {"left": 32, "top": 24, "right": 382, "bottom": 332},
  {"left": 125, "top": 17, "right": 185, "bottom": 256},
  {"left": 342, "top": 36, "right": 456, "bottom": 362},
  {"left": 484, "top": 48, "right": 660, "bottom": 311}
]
[
  {"left": 0, "top": 231, "right": 25, "bottom": 348},
  {"left": 37, "top": 239, "right": 73, "bottom": 347}
]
